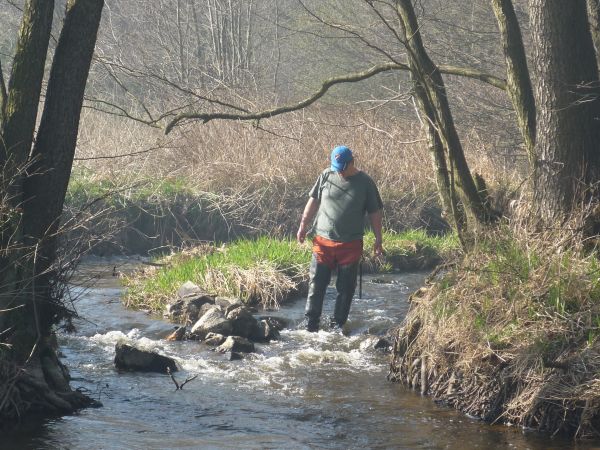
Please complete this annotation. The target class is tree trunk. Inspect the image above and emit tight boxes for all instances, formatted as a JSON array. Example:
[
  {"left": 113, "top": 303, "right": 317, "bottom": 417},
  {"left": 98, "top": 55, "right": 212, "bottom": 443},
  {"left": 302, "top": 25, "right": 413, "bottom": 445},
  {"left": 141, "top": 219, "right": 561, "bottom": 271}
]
[
  {"left": 530, "top": 0, "right": 600, "bottom": 221},
  {"left": 409, "top": 65, "right": 466, "bottom": 244},
  {"left": 491, "top": 0, "right": 536, "bottom": 166},
  {"left": 588, "top": 0, "right": 600, "bottom": 68},
  {"left": 0, "top": 60, "right": 7, "bottom": 126},
  {"left": 1, "top": 0, "right": 53, "bottom": 166},
  {"left": 23, "top": 0, "right": 104, "bottom": 328},
  {"left": 396, "top": 0, "right": 492, "bottom": 230},
  {"left": 0, "top": 0, "right": 54, "bottom": 350},
  {"left": 1, "top": 0, "right": 104, "bottom": 424}
]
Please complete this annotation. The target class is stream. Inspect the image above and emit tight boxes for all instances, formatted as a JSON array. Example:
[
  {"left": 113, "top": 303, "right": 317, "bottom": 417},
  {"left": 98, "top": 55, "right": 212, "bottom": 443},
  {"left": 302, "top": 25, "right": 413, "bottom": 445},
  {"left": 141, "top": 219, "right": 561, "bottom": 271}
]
[{"left": 3, "top": 258, "right": 593, "bottom": 449}]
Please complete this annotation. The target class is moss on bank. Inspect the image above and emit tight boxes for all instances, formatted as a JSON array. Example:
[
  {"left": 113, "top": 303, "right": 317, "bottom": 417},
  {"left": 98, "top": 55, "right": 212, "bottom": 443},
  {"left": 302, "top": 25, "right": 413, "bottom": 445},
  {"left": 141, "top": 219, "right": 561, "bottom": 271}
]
[
  {"left": 123, "top": 231, "right": 459, "bottom": 313},
  {"left": 390, "top": 223, "right": 600, "bottom": 439}
]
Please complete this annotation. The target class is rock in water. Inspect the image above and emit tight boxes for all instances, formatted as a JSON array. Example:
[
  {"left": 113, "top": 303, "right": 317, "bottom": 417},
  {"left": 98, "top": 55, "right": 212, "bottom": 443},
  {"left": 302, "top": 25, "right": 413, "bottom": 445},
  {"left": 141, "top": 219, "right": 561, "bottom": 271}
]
[
  {"left": 374, "top": 337, "right": 392, "bottom": 352},
  {"left": 203, "top": 332, "right": 226, "bottom": 346},
  {"left": 114, "top": 342, "right": 178, "bottom": 373},
  {"left": 216, "top": 336, "right": 255, "bottom": 354},
  {"left": 226, "top": 306, "right": 260, "bottom": 339},
  {"left": 165, "top": 288, "right": 216, "bottom": 325},
  {"left": 166, "top": 326, "right": 187, "bottom": 341},
  {"left": 190, "top": 306, "right": 233, "bottom": 339},
  {"left": 215, "top": 296, "right": 243, "bottom": 310},
  {"left": 229, "top": 352, "right": 244, "bottom": 361},
  {"left": 255, "top": 316, "right": 286, "bottom": 342}
]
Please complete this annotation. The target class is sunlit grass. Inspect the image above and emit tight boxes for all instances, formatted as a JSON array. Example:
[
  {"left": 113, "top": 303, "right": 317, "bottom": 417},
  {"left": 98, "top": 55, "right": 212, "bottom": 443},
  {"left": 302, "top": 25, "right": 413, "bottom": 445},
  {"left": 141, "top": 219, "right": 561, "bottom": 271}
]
[
  {"left": 123, "top": 236, "right": 311, "bottom": 311},
  {"left": 123, "top": 231, "right": 459, "bottom": 313}
]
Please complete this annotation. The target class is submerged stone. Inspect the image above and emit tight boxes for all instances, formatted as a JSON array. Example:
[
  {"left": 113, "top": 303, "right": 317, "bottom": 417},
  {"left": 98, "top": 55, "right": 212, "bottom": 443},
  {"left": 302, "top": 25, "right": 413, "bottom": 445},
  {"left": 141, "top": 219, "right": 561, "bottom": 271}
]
[{"left": 229, "top": 351, "right": 244, "bottom": 361}]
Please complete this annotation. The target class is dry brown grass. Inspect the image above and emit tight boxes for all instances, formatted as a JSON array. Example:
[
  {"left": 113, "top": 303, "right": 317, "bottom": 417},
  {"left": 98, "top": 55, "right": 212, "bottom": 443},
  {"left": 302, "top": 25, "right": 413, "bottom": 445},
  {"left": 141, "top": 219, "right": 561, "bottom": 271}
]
[
  {"left": 74, "top": 104, "right": 523, "bottom": 235},
  {"left": 390, "top": 211, "right": 600, "bottom": 438}
]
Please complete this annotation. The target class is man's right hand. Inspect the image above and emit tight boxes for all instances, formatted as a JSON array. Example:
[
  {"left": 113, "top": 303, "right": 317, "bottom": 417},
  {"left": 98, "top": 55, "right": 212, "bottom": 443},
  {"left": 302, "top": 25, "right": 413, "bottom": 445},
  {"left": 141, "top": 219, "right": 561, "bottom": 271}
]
[
  {"left": 298, "top": 197, "right": 319, "bottom": 244},
  {"left": 297, "top": 226, "right": 307, "bottom": 244}
]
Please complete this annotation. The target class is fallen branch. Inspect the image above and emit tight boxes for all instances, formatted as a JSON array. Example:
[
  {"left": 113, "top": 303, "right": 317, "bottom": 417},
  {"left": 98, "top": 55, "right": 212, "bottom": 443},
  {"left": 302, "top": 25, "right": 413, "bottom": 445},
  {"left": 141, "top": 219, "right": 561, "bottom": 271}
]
[{"left": 166, "top": 367, "right": 197, "bottom": 391}]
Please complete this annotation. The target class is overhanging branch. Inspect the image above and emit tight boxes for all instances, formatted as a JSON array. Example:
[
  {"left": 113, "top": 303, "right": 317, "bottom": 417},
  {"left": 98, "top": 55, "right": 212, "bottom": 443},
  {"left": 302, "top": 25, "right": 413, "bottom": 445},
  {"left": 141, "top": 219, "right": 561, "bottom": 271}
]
[{"left": 164, "top": 61, "right": 506, "bottom": 134}]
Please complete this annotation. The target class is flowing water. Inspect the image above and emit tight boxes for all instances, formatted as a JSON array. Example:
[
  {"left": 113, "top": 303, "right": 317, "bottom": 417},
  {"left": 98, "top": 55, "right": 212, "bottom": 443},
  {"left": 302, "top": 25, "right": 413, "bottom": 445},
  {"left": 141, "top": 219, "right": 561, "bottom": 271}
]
[{"left": 3, "top": 258, "right": 595, "bottom": 449}]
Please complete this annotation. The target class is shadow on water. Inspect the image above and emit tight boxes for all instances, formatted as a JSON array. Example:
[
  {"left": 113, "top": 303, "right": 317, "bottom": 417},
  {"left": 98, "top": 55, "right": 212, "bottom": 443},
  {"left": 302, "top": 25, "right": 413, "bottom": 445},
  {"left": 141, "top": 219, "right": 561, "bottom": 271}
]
[{"left": 3, "top": 258, "right": 595, "bottom": 449}]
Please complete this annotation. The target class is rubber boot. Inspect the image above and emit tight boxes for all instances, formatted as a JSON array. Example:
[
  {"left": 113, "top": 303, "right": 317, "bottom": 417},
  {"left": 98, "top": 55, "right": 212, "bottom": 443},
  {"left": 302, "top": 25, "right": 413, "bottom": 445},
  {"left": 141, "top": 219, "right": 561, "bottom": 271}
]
[
  {"left": 331, "top": 261, "right": 359, "bottom": 328},
  {"left": 304, "top": 254, "right": 332, "bottom": 332}
]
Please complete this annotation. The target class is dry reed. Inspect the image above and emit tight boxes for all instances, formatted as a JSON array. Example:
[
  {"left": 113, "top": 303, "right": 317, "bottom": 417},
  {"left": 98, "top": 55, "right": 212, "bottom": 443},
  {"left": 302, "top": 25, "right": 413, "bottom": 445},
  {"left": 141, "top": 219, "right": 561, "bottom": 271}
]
[{"left": 74, "top": 104, "right": 522, "bottom": 236}]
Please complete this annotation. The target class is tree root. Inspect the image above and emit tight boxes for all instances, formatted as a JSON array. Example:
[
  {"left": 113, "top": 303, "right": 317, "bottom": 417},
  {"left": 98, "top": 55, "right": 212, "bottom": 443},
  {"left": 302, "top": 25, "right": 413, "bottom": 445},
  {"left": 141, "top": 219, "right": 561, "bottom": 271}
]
[{"left": 1, "top": 345, "right": 100, "bottom": 428}]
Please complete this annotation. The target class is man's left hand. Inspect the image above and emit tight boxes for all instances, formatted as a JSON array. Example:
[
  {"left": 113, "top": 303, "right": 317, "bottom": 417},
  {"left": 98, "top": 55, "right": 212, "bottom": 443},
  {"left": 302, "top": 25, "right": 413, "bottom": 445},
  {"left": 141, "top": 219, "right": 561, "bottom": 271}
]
[{"left": 374, "top": 240, "right": 384, "bottom": 256}]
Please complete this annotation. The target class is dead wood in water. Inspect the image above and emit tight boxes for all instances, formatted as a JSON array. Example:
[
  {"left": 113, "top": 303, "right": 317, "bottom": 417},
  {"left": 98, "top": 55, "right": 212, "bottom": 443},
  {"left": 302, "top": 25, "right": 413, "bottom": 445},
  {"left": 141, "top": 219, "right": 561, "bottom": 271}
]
[{"left": 167, "top": 367, "right": 197, "bottom": 391}]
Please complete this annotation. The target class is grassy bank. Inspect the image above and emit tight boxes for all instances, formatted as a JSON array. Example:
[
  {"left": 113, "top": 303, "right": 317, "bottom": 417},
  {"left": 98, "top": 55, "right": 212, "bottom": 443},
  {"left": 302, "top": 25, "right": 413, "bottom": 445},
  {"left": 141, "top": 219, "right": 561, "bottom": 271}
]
[
  {"left": 123, "top": 230, "right": 459, "bottom": 313},
  {"left": 67, "top": 107, "right": 522, "bottom": 256},
  {"left": 390, "top": 221, "right": 600, "bottom": 438}
]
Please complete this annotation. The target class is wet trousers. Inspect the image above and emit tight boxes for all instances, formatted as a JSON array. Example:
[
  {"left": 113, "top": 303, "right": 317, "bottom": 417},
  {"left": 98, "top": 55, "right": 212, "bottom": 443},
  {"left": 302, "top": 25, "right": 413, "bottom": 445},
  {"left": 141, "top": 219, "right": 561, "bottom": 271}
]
[{"left": 304, "top": 237, "right": 362, "bottom": 332}]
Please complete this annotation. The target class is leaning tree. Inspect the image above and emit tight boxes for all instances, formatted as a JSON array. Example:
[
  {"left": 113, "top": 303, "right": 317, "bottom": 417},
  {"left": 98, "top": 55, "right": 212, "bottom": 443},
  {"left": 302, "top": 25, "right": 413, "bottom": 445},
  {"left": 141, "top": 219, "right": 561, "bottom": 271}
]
[
  {"left": 160, "top": 0, "right": 600, "bottom": 232},
  {"left": 0, "top": 0, "right": 104, "bottom": 422}
]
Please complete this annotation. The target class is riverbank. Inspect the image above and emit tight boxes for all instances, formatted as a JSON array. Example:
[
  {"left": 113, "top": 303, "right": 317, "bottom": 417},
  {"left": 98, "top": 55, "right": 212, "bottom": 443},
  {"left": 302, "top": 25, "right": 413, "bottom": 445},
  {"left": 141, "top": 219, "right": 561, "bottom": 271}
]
[
  {"left": 390, "top": 222, "right": 600, "bottom": 439},
  {"left": 64, "top": 170, "right": 452, "bottom": 256},
  {"left": 122, "top": 231, "right": 459, "bottom": 313}
]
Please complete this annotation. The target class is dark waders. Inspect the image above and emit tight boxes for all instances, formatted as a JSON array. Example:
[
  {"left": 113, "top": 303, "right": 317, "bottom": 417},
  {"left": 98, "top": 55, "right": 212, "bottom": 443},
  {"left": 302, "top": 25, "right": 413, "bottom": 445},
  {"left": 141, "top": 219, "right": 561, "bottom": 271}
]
[{"left": 304, "top": 254, "right": 359, "bottom": 332}]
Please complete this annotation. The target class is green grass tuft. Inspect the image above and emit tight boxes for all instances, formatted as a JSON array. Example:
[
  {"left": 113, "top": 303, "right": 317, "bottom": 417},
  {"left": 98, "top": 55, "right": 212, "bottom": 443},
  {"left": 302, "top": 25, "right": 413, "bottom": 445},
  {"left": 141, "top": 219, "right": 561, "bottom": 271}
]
[{"left": 123, "top": 230, "right": 458, "bottom": 313}]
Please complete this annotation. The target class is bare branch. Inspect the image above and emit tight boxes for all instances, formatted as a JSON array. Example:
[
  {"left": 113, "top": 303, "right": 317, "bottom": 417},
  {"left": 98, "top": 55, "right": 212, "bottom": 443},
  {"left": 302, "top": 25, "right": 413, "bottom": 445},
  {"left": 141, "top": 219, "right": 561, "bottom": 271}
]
[
  {"left": 83, "top": 96, "right": 195, "bottom": 128},
  {"left": 165, "top": 61, "right": 506, "bottom": 134},
  {"left": 73, "top": 144, "right": 167, "bottom": 161},
  {"left": 167, "top": 366, "right": 180, "bottom": 389},
  {"left": 178, "top": 374, "right": 198, "bottom": 390},
  {"left": 167, "top": 367, "right": 197, "bottom": 390},
  {"left": 298, "top": 0, "right": 402, "bottom": 64}
]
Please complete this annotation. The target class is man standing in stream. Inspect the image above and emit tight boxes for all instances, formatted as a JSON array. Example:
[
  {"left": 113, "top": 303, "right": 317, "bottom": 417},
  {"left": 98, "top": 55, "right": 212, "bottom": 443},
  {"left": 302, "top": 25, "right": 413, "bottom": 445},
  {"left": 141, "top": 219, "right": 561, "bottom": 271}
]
[{"left": 297, "top": 145, "right": 384, "bottom": 332}]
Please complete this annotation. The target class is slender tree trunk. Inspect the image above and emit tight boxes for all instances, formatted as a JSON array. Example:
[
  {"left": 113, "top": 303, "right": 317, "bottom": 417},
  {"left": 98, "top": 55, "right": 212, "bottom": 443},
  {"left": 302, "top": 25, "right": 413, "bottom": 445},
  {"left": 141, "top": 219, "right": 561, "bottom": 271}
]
[
  {"left": 0, "top": 0, "right": 54, "bottom": 339},
  {"left": 273, "top": 0, "right": 280, "bottom": 91},
  {"left": 491, "top": 0, "right": 536, "bottom": 166},
  {"left": 588, "top": 0, "right": 600, "bottom": 68},
  {"left": 530, "top": 0, "right": 600, "bottom": 221},
  {"left": 396, "top": 0, "right": 491, "bottom": 228},
  {"left": 412, "top": 77, "right": 466, "bottom": 245},
  {"left": 0, "top": 60, "right": 7, "bottom": 125},
  {"left": 1, "top": 0, "right": 54, "bottom": 167},
  {"left": 176, "top": 0, "right": 185, "bottom": 83}
]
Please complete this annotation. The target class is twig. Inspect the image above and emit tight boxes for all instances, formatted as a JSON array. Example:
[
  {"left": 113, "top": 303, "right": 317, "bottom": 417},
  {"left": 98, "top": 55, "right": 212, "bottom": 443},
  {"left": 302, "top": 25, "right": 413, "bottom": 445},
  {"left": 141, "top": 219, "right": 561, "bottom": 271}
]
[{"left": 166, "top": 367, "right": 197, "bottom": 390}]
